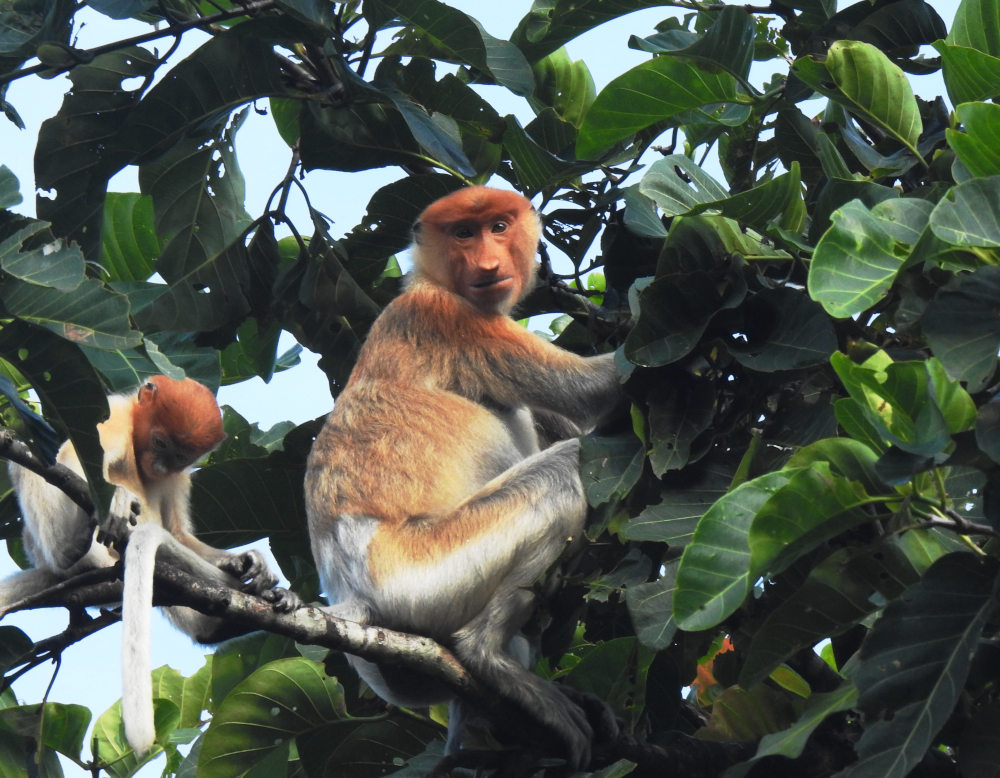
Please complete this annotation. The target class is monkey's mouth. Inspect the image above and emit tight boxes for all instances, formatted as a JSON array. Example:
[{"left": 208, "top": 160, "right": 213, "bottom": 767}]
[{"left": 470, "top": 276, "right": 512, "bottom": 290}]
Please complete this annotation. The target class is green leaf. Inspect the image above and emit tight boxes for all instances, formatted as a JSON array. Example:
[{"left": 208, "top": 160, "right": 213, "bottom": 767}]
[
  {"left": 101, "top": 193, "right": 160, "bottom": 283},
  {"left": 929, "top": 175, "right": 1000, "bottom": 248},
  {"left": 808, "top": 199, "right": 909, "bottom": 318},
  {"left": 830, "top": 352, "right": 951, "bottom": 456},
  {"left": 674, "top": 470, "right": 797, "bottom": 632},
  {"left": 579, "top": 433, "right": 644, "bottom": 507},
  {"left": 0, "top": 702, "right": 91, "bottom": 761},
  {"left": 638, "top": 154, "right": 729, "bottom": 216},
  {"left": 34, "top": 45, "right": 158, "bottom": 259},
  {"left": 528, "top": 46, "right": 596, "bottom": 127},
  {"left": 748, "top": 462, "right": 875, "bottom": 578},
  {"left": 739, "top": 543, "right": 916, "bottom": 690},
  {"left": 297, "top": 717, "right": 442, "bottom": 778},
  {"left": 504, "top": 115, "right": 589, "bottom": 195},
  {"left": 620, "top": 453, "right": 737, "bottom": 546},
  {"left": 377, "top": 83, "right": 476, "bottom": 176},
  {"left": 0, "top": 166, "right": 21, "bottom": 210},
  {"left": 787, "top": 436, "right": 885, "bottom": 495},
  {"left": 842, "top": 554, "right": 1000, "bottom": 778},
  {"left": 93, "top": 699, "right": 180, "bottom": 778},
  {"left": 933, "top": 42, "right": 1000, "bottom": 105},
  {"left": 198, "top": 658, "right": 346, "bottom": 778},
  {"left": 946, "top": 0, "right": 1000, "bottom": 57},
  {"left": 792, "top": 41, "right": 921, "bottom": 157},
  {"left": 562, "top": 637, "right": 653, "bottom": 732},
  {"left": 948, "top": 102, "right": 1000, "bottom": 178},
  {"left": 660, "top": 5, "right": 756, "bottom": 81},
  {"left": 723, "top": 684, "right": 858, "bottom": 778},
  {"left": 577, "top": 56, "right": 740, "bottom": 159},
  {"left": 926, "top": 357, "right": 976, "bottom": 434},
  {"left": 0, "top": 627, "right": 31, "bottom": 674},
  {"left": 647, "top": 376, "right": 715, "bottom": 476},
  {"left": 922, "top": 265, "right": 1000, "bottom": 392},
  {"left": 626, "top": 560, "right": 679, "bottom": 651},
  {"left": 0, "top": 321, "right": 113, "bottom": 514},
  {"left": 299, "top": 100, "right": 424, "bottom": 173},
  {"left": 0, "top": 221, "right": 85, "bottom": 292},
  {"left": 728, "top": 286, "right": 837, "bottom": 373},
  {"left": 511, "top": 0, "right": 671, "bottom": 63},
  {"left": 373, "top": 0, "right": 533, "bottom": 95}
]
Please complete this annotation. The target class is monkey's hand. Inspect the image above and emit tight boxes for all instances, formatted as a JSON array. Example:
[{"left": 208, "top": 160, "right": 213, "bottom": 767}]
[
  {"left": 218, "top": 550, "right": 278, "bottom": 596},
  {"left": 94, "top": 493, "right": 140, "bottom": 557},
  {"left": 262, "top": 587, "right": 303, "bottom": 613}
]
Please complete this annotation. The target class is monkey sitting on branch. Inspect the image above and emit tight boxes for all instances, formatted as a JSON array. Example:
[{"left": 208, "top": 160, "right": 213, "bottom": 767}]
[
  {"left": 305, "top": 186, "right": 622, "bottom": 769},
  {"left": 3, "top": 376, "right": 297, "bottom": 755}
]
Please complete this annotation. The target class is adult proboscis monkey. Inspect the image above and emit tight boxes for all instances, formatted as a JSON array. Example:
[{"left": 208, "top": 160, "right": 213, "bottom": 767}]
[{"left": 305, "top": 186, "right": 621, "bottom": 767}]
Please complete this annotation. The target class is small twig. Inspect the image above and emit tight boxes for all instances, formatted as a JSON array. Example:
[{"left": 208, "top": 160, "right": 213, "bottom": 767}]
[
  {"left": 0, "top": 430, "right": 93, "bottom": 515},
  {"left": 356, "top": 27, "right": 377, "bottom": 78},
  {"left": 0, "top": 0, "right": 278, "bottom": 86}
]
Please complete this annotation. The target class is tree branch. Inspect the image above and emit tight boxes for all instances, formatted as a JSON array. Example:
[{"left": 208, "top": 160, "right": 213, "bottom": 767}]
[
  {"left": 0, "top": 429, "right": 94, "bottom": 515},
  {"left": 0, "top": 562, "right": 859, "bottom": 776},
  {"left": 0, "top": 0, "right": 278, "bottom": 87}
]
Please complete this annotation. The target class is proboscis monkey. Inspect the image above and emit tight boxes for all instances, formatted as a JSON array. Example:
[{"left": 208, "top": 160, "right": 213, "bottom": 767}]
[
  {"left": 305, "top": 186, "right": 621, "bottom": 768},
  {"left": 5, "top": 376, "right": 296, "bottom": 754}
]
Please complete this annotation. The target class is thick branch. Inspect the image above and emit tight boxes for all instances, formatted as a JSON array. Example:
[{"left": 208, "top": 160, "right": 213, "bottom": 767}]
[
  {"left": 0, "top": 430, "right": 94, "bottom": 515},
  {"left": 0, "top": 0, "right": 278, "bottom": 87},
  {"left": 4, "top": 563, "right": 858, "bottom": 776}
]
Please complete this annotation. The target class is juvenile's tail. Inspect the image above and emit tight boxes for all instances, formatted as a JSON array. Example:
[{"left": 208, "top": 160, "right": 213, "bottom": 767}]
[{"left": 122, "top": 523, "right": 170, "bottom": 756}]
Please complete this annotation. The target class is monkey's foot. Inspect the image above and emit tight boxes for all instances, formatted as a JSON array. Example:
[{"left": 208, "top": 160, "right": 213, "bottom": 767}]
[
  {"left": 557, "top": 686, "right": 619, "bottom": 754},
  {"left": 222, "top": 550, "right": 278, "bottom": 595},
  {"left": 533, "top": 682, "right": 594, "bottom": 771},
  {"left": 262, "top": 587, "right": 303, "bottom": 613}
]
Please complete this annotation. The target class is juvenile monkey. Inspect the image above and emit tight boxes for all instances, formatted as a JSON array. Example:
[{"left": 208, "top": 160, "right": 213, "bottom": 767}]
[
  {"left": 305, "top": 187, "right": 621, "bottom": 767},
  {"left": 5, "top": 377, "right": 291, "bottom": 755}
]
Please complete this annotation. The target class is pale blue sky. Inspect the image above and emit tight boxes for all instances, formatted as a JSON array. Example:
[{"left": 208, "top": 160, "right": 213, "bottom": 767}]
[{"left": 0, "top": 1, "right": 961, "bottom": 773}]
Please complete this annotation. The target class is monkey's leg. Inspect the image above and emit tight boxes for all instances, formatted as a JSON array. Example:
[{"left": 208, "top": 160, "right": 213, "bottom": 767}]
[
  {"left": 371, "top": 439, "right": 593, "bottom": 769},
  {"left": 0, "top": 568, "right": 66, "bottom": 610}
]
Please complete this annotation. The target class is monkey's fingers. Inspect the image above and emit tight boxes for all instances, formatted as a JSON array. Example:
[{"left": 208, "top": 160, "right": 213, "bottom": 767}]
[
  {"left": 225, "top": 550, "right": 278, "bottom": 595},
  {"left": 261, "top": 587, "right": 303, "bottom": 613}
]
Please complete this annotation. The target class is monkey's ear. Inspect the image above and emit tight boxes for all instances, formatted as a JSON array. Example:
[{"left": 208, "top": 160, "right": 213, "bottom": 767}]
[
  {"left": 137, "top": 381, "right": 158, "bottom": 404},
  {"left": 411, "top": 220, "right": 423, "bottom": 242}
]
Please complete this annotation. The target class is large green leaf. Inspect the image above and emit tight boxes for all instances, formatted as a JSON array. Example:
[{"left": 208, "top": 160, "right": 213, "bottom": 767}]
[
  {"left": 512, "top": 0, "right": 673, "bottom": 63},
  {"left": 504, "top": 115, "right": 589, "bottom": 195},
  {"left": 0, "top": 166, "right": 20, "bottom": 210},
  {"left": 620, "top": 454, "right": 736, "bottom": 546},
  {"left": 728, "top": 287, "right": 837, "bottom": 372},
  {"left": 948, "top": 102, "right": 1000, "bottom": 178},
  {"left": 661, "top": 6, "right": 755, "bottom": 81},
  {"left": 638, "top": 154, "right": 729, "bottom": 216},
  {"left": 297, "top": 717, "right": 443, "bottom": 778},
  {"left": 529, "top": 47, "right": 596, "bottom": 127},
  {"left": 723, "top": 684, "right": 859, "bottom": 778},
  {"left": 747, "top": 463, "right": 875, "bottom": 578},
  {"left": 0, "top": 220, "right": 85, "bottom": 292},
  {"left": 922, "top": 266, "right": 1000, "bottom": 392},
  {"left": 0, "top": 703, "right": 91, "bottom": 762},
  {"left": 841, "top": 553, "right": 1000, "bottom": 778},
  {"left": 33, "top": 46, "right": 157, "bottom": 260},
  {"left": 93, "top": 699, "right": 180, "bottom": 778},
  {"left": 1, "top": 277, "right": 141, "bottom": 351},
  {"left": 372, "top": 0, "right": 533, "bottom": 95},
  {"left": 199, "top": 657, "right": 347, "bottom": 778},
  {"left": 933, "top": 42, "right": 1000, "bottom": 106},
  {"left": 0, "top": 321, "right": 112, "bottom": 514},
  {"left": 626, "top": 560, "right": 679, "bottom": 651},
  {"left": 673, "top": 470, "right": 797, "bottom": 632},
  {"left": 579, "top": 433, "right": 644, "bottom": 507},
  {"left": 929, "top": 175, "right": 1000, "bottom": 247},
  {"left": 110, "top": 35, "right": 287, "bottom": 168},
  {"left": 808, "top": 199, "right": 909, "bottom": 318},
  {"left": 646, "top": 376, "right": 715, "bottom": 476},
  {"left": 793, "top": 41, "right": 921, "bottom": 157},
  {"left": 946, "top": 0, "right": 1000, "bottom": 57},
  {"left": 576, "top": 56, "right": 741, "bottom": 159},
  {"left": 101, "top": 193, "right": 160, "bottom": 283},
  {"left": 740, "top": 541, "right": 919, "bottom": 690}
]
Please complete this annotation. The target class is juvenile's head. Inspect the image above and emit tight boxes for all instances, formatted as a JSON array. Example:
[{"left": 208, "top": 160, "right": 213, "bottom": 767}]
[
  {"left": 412, "top": 187, "right": 541, "bottom": 314},
  {"left": 132, "top": 376, "right": 225, "bottom": 481}
]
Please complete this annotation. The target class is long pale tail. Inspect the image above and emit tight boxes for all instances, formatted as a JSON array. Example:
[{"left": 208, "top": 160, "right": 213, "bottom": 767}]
[{"left": 122, "top": 523, "right": 170, "bottom": 756}]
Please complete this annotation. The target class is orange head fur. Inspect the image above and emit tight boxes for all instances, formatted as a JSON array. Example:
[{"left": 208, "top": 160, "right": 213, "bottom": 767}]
[
  {"left": 411, "top": 187, "right": 541, "bottom": 314},
  {"left": 132, "top": 376, "right": 225, "bottom": 481}
]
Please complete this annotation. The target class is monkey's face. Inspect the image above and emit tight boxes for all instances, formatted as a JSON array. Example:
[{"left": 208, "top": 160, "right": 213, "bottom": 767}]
[
  {"left": 139, "top": 429, "right": 198, "bottom": 480},
  {"left": 447, "top": 217, "right": 528, "bottom": 312}
]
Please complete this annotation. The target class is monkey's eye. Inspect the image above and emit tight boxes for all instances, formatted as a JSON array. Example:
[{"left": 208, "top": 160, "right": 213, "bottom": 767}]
[
  {"left": 152, "top": 436, "right": 168, "bottom": 451},
  {"left": 491, "top": 222, "right": 508, "bottom": 234},
  {"left": 454, "top": 226, "right": 474, "bottom": 239}
]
